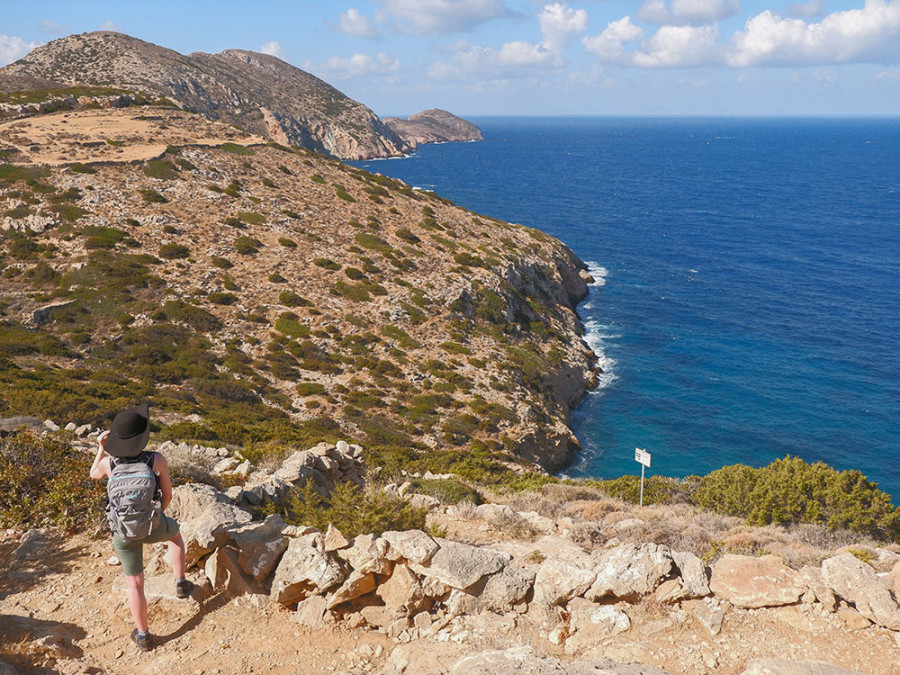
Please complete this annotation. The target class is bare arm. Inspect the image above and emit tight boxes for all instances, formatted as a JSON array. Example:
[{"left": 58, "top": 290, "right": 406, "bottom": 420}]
[
  {"left": 89, "top": 430, "right": 111, "bottom": 480},
  {"left": 153, "top": 453, "right": 174, "bottom": 511}
]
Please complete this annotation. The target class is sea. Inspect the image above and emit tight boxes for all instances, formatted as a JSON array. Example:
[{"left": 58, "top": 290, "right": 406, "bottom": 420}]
[{"left": 350, "top": 117, "right": 900, "bottom": 501}]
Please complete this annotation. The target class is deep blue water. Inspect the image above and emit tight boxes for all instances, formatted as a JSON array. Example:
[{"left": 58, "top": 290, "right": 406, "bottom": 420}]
[{"left": 352, "top": 117, "right": 900, "bottom": 500}]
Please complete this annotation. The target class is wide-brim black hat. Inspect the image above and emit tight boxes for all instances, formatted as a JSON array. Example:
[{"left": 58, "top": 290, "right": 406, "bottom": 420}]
[{"left": 106, "top": 403, "right": 151, "bottom": 458}]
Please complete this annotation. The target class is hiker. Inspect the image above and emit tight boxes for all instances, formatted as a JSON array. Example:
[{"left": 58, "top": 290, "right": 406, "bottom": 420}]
[{"left": 89, "top": 402, "right": 192, "bottom": 651}]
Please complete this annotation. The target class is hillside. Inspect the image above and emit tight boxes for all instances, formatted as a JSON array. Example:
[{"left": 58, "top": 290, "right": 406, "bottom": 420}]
[
  {"left": 0, "top": 32, "right": 475, "bottom": 160},
  {"left": 384, "top": 110, "right": 484, "bottom": 150},
  {"left": 0, "top": 104, "right": 596, "bottom": 472}
]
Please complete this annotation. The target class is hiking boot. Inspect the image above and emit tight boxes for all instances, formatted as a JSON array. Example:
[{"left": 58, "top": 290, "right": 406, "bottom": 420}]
[
  {"left": 175, "top": 578, "right": 194, "bottom": 599},
  {"left": 131, "top": 629, "right": 151, "bottom": 652}
]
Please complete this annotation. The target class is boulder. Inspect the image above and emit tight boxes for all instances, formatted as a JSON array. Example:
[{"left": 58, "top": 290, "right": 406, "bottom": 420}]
[
  {"left": 382, "top": 529, "right": 439, "bottom": 564},
  {"left": 797, "top": 565, "right": 837, "bottom": 612},
  {"left": 168, "top": 484, "right": 252, "bottom": 567},
  {"left": 326, "top": 570, "right": 377, "bottom": 610},
  {"left": 671, "top": 550, "right": 710, "bottom": 598},
  {"left": 564, "top": 598, "right": 632, "bottom": 654},
  {"left": 709, "top": 554, "right": 802, "bottom": 609},
  {"left": 294, "top": 595, "right": 329, "bottom": 627},
  {"left": 479, "top": 565, "right": 536, "bottom": 612},
  {"left": 270, "top": 531, "right": 346, "bottom": 606},
  {"left": 227, "top": 514, "right": 289, "bottom": 580},
  {"left": 821, "top": 553, "right": 900, "bottom": 630},
  {"left": 587, "top": 543, "right": 673, "bottom": 600},
  {"left": 204, "top": 546, "right": 264, "bottom": 596},
  {"left": 337, "top": 533, "right": 392, "bottom": 575},
  {"left": 409, "top": 538, "right": 510, "bottom": 591},
  {"left": 684, "top": 597, "right": 726, "bottom": 636},
  {"left": 324, "top": 524, "right": 351, "bottom": 552},
  {"left": 376, "top": 563, "right": 428, "bottom": 617},
  {"left": 534, "top": 557, "right": 596, "bottom": 606}
]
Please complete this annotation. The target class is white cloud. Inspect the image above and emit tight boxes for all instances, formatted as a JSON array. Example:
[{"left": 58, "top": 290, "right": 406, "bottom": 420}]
[
  {"left": 634, "top": 24, "right": 721, "bottom": 66},
  {"left": 638, "top": 0, "right": 740, "bottom": 25},
  {"left": 339, "top": 9, "right": 377, "bottom": 38},
  {"left": 99, "top": 20, "right": 121, "bottom": 31},
  {"left": 583, "top": 17, "right": 644, "bottom": 62},
  {"left": 499, "top": 41, "right": 558, "bottom": 67},
  {"left": 728, "top": 0, "right": 900, "bottom": 66},
  {"left": 787, "top": 0, "right": 826, "bottom": 18},
  {"left": 0, "top": 35, "right": 40, "bottom": 66},
  {"left": 376, "top": 0, "right": 510, "bottom": 35},
  {"left": 260, "top": 41, "right": 283, "bottom": 58},
  {"left": 539, "top": 2, "right": 589, "bottom": 53},
  {"left": 878, "top": 68, "right": 900, "bottom": 79},
  {"left": 304, "top": 52, "right": 401, "bottom": 79}
]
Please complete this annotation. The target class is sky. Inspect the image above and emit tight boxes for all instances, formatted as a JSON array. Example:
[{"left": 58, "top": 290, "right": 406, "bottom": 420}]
[{"left": 1, "top": 0, "right": 899, "bottom": 116}]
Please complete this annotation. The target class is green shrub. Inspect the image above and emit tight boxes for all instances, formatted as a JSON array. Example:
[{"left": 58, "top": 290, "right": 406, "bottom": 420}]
[
  {"left": 69, "top": 163, "right": 96, "bottom": 174},
  {"left": 278, "top": 237, "right": 297, "bottom": 248},
  {"left": 161, "top": 299, "right": 222, "bottom": 332},
  {"left": 691, "top": 456, "right": 900, "bottom": 540},
  {"left": 159, "top": 243, "right": 190, "bottom": 259},
  {"left": 381, "top": 325, "right": 421, "bottom": 350},
  {"left": 314, "top": 258, "right": 340, "bottom": 271},
  {"left": 440, "top": 341, "right": 472, "bottom": 355},
  {"left": 48, "top": 203, "right": 90, "bottom": 222},
  {"left": 409, "top": 478, "right": 481, "bottom": 505},
  {"left": 0, "top": 431, "right": 106, "bottom": 532},
  {"left": 234, "top": 236, "right": 263, "bottom": 255},
  {"left": 335, "top": 186, "right": 356, "bottom": 202},
  {"left": 208, "top": 291, "right": 238, "bottom": 305},
  {"left": 279, "top": 290, "right": 312, "bottom": 308},
  {"left": 396, "top": 227, "right": 421, "bottom": 244},
  {"left": 211, "top": 256, "right": 234, "bottom": 269},
  {"left": 143, "top": 159, "right": 178, "bottom": 180},
  {"left": 296, "top": 382, "right": 326, "bottom": 396},
  {"left": 273, "top": 480, "right": 427, "bottom": 538},
  {"left": 354, "top": 232, "right": 392, "bottom": 254},
  {"left": 334, "top": 281, "right": 371, "bottom": 302},
  {"left": 311, "top": 174, "right": 326, "bottom": 184},
  {"left": 269, "top": 272, "right": 287, "bottom": 283},
  {"left": 139, "top": 188, "right": 167, "bottom": 203},
  {"left": 82, "top": 226, "right": 128, "bottom": 250},
  {"left": 238, "top": 211, "right": 265, "bottom": 225},
  {"left": 220, "top": 142, "right": 254, "bottom": 155},
  {"left": 275, "top": 314, "right": 310, "bottom": 338},
  {"left": 589, "top": 475, "right": 686, "bottom": 507}
]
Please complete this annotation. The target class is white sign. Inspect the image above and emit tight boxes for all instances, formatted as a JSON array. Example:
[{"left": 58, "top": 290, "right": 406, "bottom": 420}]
[{"left": 635, "top": 448, "right": 651, "bottom": 468}]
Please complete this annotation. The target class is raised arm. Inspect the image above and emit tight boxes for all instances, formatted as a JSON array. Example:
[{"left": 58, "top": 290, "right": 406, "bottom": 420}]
[{"left": 89, "top": 430, "right": 111, "bottom": 480}]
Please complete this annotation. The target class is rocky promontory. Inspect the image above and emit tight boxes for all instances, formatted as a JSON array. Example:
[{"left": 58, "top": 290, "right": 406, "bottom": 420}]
[{"left": 384, "top": 109, "right": 483, "bottom": 150}]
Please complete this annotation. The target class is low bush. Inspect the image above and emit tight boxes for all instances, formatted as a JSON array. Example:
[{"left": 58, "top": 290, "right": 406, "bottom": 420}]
[
  {"left": 0, "top": 431, "right": 106, "bottom": 532},
  {"left": 220, "top": 143, "right": 254, "bottom": 155},
  {"left": 279, "top": 290, "right": 311, "bottom": 307},
  {"left": 139, "top": 188, "right": 167, "bottom": 203},
  {"left": 208, "top": 291, "right": 238, "bottom": 305},
  {"left": 234, "top": 236, "right": 263, "bottom": 255},
  {"left": 691, "top": 456, "right": 900, "bottom": 540},
  {"left": 409, "top": 478, "right": 481, "bottom": 505},
  {"left": 159, "top": 243, "right": 190, "bottom": 259},
  {"left": 273, "top": 480, "right": 427, "bottom": 538},
  {"left": 143, "top": 159, "right": 178, "bottom": 180}
]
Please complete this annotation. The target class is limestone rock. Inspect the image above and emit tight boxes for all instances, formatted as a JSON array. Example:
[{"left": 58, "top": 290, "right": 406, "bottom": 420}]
[
  {"left": 270, "top": 532, "right": 346, "bottom": 606},
  {"left": 294, "top": 595, "right": 328, "bottom": 627},
  {"left": 337, "top": 533, "right": 392, "bottom": 575},
  {"left": 227, "top": 514, "right": 289, "bottom": 581},
  {"left": 376, "top": 563, "right": 428, "bottom": 617},
  {"left": 168, "top": 483, "right": 252, "bottom": 567},
  {"left": 587, "top": 543, "right": 673, "bottom": 600},
  {"left": 671, "top": 550, "right": 710, "bottom": 598},
  {"left": 382, "top": 529, "right": 439, "bottom": 564},
  {"left": 740, "top": 658, "right": 864, "bottom": 674},
  {"left": 798, "top": 565, "right": 837, "bottom": 612},
  {"left": 565, "top": 598, "right": 632, "bottom": 654},
  {"left": 684, "top": 598, "right": 726, "bottom": 636},
  {"left": 205, "top": 546, "right": 264, "bottom": 596},
  {"left": 821, "top": 552, "right": 900, "bottom": 630},
  {"left": 326, "top": 570, "right": 377, "bottom": 610},
  {"left": 324, "top": 524, "right": 350, "bottom": 552},
  {"left": 709, "top": 554, "right": 802, "bottom": 609},
  {"left": 409, "top": 538, "right": 510, "bottom": 591},
  {"left": 534, "top": 557, "right": 596, "bottom": 606},
  {"left": 480, "top": 565, "right": 536, "bottom": 612},
  {"left": 448, "top": 647, "right": 671, "bottom": 675}
]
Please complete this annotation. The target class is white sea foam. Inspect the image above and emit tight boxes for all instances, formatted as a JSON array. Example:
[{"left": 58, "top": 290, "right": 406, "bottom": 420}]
[
  {"left": 579, "top": 261, "right": 617, "bottom": 390},
  {"left": 585, "top": 261, "right": 609, "bottom": 287}
]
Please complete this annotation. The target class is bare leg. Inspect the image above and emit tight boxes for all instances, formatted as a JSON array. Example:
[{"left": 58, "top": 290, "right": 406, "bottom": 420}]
[
  {"left": 125, "top": 573, "right": 149, "bottom": 632},
  {"left": 167, "top": 532, "right": 186, "bottom": 578}
]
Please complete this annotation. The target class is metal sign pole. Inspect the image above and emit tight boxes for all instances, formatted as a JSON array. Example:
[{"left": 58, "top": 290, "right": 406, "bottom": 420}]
[{"left": 640, "top": 463, "right": 645, "bottom": 507}]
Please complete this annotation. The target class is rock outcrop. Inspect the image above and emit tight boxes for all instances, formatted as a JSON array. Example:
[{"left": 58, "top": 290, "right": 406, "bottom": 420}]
[{"left": 383, "top": 109, "right": 483, "bottom": 150}]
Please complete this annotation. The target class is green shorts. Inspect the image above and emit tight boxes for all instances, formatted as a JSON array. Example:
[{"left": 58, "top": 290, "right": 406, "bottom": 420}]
[{"left": 112, "top": 514, "right": 180, "bottom": 577}]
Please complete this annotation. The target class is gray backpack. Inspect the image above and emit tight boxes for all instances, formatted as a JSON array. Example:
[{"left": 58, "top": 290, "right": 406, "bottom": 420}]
[{"left": 106, "top": 451, "right": 162, "bottom": 540}]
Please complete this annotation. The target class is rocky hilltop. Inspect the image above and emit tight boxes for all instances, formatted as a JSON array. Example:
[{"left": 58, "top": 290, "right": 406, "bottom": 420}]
[
  {"left": 0, "top": 104, "right": 595, "bottom": 471},
  {"left": 0, "top": 32, "right": 476, "bottom": 160},
  {"left": 384, "top": 109, "right": 483, "bottom": 150}
]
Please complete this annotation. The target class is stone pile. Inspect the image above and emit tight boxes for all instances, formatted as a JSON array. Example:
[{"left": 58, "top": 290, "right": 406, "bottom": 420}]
[{"left": 163, "top": 481, "right": 900, "bottom": 655}]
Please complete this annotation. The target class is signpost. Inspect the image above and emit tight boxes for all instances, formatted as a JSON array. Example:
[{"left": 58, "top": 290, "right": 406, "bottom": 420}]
[{"left": 635, "top": 448, "right": 651, "bottom": 506}]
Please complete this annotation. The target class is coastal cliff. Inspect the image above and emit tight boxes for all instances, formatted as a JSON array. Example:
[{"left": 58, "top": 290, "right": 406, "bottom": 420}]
[{"left": 0, "top": 104, "right": 596, "bottom": 471}]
